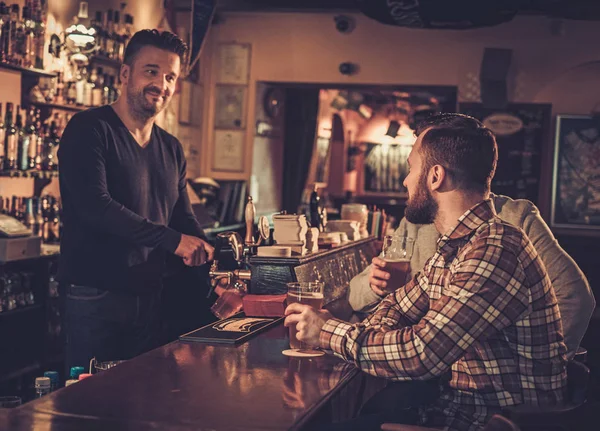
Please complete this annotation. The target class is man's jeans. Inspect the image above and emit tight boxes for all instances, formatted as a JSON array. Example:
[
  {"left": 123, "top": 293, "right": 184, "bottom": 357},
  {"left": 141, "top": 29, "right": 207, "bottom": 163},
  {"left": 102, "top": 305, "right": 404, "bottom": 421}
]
[{"left": 62, "top": 285, "right": 163, "bottom": 373}]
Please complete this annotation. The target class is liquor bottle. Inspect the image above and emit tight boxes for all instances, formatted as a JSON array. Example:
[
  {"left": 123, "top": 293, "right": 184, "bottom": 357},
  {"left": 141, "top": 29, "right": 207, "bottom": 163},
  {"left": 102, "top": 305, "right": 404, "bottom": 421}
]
[
  {"left": 84, "top": 68, "right": 94, "bottom": 107},
  {"left": 50, "top": 197, "right": 61, "bottom": 242},
  {"left": 35, "top": 377, "right": 51, "bottom": 398},
  {"left": 0, "top": 3, "right": 7, "bottom": 62},
  {"left": 6, "top": 4, "right": 19, "bottom": 64},
  {"left": 32, "top": 0, "right": 44, "bottom": 69},
  {"left": 35, "top": 123, "right": 46, "bottom": 170},
  {"left": 44, "top": 118, "right": 58, "bottom": 170},
  {"left": 34, "top": 196, "right": 43, "bottom": 237},
  {"left": 92, "top": 68, "right": 103, "bottom": 106},
  {"left": 16, "top": 106, "right": 30, "bottom": 171},
  {"left": 10, "top": 195, "right": 20, "bottom": 220},
  {"left": 43, "top": 371, "right": 59, "bottom": 392},
  {"left": 41, "top": 195, "right": 50, "bottom": 242},
  {"left": 104, "top": 9, "right": 114, "bottom": 58},
  {"left": 309, "top": 184, "right": 321, "bottom": 230},
  {"left": 0, "top": 103, "right": 5, "bottom": 169},
  {"left": 23, "top": 197, "right": 35, "bottom": 229},
  {"left": 55, "top": 72, "right": 65, "bottom": 104},
  {"left": 92, "top": 10, "right": 103, "bottom": 53},
  {"left": 66, "top": 81, "right": 77, "bottom": 105},
  {"left": 24, "top": 106, "right": 37, "bottom": 170},
  {"left": 4, "top": 103, "right": 17, "bottom": 170},
  {"left": 102, "top": 74, "right": 111, "bottom": 105},
  {"left": 22, "top": 4, "right": 35, "bottom": 68},
  {"left": 112, "top": 10, "right": 123, "bottom": 61}
]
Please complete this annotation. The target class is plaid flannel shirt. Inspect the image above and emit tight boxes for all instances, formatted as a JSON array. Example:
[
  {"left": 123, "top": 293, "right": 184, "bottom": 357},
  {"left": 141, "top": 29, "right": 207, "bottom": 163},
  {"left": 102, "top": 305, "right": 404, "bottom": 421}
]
[{"left": 321, "top": 200, "right": 567, "bottom": 431}]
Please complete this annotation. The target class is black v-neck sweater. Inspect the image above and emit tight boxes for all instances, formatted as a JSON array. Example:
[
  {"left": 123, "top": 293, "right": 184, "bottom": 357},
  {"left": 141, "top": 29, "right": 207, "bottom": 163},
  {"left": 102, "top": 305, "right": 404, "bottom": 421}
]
[{"left": 58, "top": 106, "right": 204, "bottom": 293}]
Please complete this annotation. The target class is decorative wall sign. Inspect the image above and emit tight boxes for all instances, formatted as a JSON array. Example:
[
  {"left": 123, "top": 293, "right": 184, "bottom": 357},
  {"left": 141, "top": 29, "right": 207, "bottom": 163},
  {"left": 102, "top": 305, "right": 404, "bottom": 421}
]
[
  {"left": 460, "top": 103, "right": 551, "bottom": 205},
  {"left": 216, "top": 43, "right": 251, "bottom": 85},
  {"left": 213, "top": 129, "right": 245, "bottom": 172},
  {"left": 551, "top": 115, "right": 600, "bottom": 229},
  {"left": 215, "top": 85, "right": 247, "bottom": 129}
]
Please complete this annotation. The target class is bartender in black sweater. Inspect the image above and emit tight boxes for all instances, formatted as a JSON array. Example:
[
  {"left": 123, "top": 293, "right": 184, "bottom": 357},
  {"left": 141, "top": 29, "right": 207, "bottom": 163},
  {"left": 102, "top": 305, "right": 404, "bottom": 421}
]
[{"left": 58, "top": 30, "right": 214, "bottom": 369}]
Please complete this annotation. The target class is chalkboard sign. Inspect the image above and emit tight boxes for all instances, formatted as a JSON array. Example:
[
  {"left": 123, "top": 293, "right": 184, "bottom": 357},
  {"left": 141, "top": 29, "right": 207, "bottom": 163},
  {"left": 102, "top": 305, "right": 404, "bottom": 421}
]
[{"left": 459, "top": 103, "right": 552, "bottom": 205}]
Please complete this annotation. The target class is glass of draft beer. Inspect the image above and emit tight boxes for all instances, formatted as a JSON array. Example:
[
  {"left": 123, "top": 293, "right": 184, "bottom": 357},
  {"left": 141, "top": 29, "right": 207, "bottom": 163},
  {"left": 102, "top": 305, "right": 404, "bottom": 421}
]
[
  {"left": 381, "top": 235, "right": 414, "bottom": 286},
  {"left": 286, "top": 281, "right": 324, "bottom": 353}
]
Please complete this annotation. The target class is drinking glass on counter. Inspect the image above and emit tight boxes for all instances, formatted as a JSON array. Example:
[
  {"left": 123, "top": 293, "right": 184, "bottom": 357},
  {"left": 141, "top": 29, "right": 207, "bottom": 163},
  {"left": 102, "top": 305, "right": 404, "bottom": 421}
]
[
  {"left": 381, "top": 235, "right": 414, "bottom": 286},
  {"left": 286, "top": 281, "right": 324, "bottom": 352}
]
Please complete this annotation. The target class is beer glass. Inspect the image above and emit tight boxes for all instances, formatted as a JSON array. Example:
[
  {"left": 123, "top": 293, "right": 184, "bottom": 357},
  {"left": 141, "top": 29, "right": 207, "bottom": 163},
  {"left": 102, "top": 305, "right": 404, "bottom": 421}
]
[
  {"left": 381, "top": 235, "right": 414, "bottom": 286},
  {"left": 286, "top": 281, "right": 324, "bottom": 352}
]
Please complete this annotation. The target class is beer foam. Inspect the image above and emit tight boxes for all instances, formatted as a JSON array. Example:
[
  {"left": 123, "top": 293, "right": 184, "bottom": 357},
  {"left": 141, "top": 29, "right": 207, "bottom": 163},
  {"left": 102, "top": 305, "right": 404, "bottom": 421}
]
[{"left": 383, "top": 258, "right": 410, "bottom": 263}]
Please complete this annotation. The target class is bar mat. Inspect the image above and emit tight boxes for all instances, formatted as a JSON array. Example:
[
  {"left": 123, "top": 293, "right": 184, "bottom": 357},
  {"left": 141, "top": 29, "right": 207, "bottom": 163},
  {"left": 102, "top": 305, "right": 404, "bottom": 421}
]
[{"left": 179, "top": 313, "right": 283, "bottom": 345}]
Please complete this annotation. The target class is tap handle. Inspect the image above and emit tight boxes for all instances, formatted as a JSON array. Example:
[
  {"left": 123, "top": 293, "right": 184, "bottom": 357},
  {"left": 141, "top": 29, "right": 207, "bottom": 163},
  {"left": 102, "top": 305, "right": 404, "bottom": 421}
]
[{"left": 244, "top": 196, "right": 256, "bottom": 245}]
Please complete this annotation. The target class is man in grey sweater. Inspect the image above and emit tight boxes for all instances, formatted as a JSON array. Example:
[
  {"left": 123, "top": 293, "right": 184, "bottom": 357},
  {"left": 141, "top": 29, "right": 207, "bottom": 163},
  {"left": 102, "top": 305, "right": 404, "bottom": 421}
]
[{"left": 349, "top": 193, "right": 594, "bottom": 360}]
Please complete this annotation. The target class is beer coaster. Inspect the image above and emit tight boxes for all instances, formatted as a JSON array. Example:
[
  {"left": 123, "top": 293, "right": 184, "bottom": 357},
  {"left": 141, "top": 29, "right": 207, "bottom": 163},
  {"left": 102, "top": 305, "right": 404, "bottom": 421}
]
[{"left": 282, "top": 349, "right": 325, "bottom": 358}]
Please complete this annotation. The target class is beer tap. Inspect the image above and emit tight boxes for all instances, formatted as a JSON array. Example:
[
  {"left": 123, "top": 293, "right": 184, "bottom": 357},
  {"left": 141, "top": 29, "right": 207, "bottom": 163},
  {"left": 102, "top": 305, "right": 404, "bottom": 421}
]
[{"left": 207, "top": 195, "right": 271, "bottom": 300}]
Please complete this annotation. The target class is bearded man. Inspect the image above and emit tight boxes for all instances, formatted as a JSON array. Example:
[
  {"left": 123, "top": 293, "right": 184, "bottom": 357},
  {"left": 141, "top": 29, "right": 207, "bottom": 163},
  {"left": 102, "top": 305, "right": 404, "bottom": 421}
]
[{"left": 284, "top": 114, "right": 567, "bottom": 430}]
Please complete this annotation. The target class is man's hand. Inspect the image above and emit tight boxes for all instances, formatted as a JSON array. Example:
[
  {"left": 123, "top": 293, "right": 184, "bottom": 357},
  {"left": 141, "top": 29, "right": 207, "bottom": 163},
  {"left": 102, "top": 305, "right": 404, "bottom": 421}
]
[
  {"left": 284, "top": 303, "right": 333, "bottom": 347},
  {"left": 174, "top": 234, "right": 214, "bottom": 266},
  {"left": 369, "top": 256, "right": 410, "bottom": 297}
]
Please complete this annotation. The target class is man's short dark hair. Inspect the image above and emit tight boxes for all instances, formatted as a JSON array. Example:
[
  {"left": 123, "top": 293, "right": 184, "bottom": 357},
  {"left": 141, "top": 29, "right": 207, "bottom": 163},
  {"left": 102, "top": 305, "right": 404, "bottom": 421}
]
[
  {"left": 415, "top": 113, "right": 498, "bottom": 195},
  {"left": 123, "top": 29, "right": 188, "bottom": 67}
]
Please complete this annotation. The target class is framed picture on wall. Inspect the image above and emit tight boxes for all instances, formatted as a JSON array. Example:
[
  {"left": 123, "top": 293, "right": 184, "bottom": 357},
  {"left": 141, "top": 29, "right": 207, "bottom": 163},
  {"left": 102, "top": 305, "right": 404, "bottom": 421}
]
[
  {"left": 551, "top": 115, "right": 600, "bottom": 230},
  {"left": 216, "top": 43, "right": 251, "bottom": 85},
  {"left": 213, "top": 129, "right": 245, "bottom": 172},
  {"left": 215, "top": 85, "right": 247, "bottom": 129}
]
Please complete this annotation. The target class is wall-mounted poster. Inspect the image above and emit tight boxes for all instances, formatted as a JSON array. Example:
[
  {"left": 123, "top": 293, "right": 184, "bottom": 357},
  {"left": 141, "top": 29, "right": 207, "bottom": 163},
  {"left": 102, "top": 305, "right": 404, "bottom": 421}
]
[
  {"left": 215, "top": 85, "right": 247, "bottom": 129},
  {"left": 216, "top": 43, "right": 251, "bottom": 85},
  {"left": 551, "top": 115, "right": 600, "bottom": 229},
  {"left": 460, "top": 103, "right": 552, "bottom": 206},
  {"left": 213, "top": 130, "right": 245, "bottom": 172}
]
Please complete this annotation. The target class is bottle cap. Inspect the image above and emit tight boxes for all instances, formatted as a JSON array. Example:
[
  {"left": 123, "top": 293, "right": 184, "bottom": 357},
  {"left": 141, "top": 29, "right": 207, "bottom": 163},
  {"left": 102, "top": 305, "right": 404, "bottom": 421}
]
[
  {"left": 69, "top": 366, "right": 85, "bottom": 379},
  {"left": 43, "top": 371, "right": 59, "bottom": 385},
  {"left": 65, "top": 379, "right": 79, "bottom": 387},
  {"left": 78, "top": 373, "right": 93, "bottom": 380},
  {"left": 35, "top": 377, "right": 51, "bottom": 389}
]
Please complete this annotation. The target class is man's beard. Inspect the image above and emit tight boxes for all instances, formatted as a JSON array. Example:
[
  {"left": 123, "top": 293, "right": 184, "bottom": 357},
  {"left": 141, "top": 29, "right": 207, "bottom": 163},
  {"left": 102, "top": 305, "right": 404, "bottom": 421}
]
[
  {"left": 127, "top": 84, "right": 169, "bottom": 119},
  {"left": 405, "top": 172, "right": 438, "bottom": 225}
]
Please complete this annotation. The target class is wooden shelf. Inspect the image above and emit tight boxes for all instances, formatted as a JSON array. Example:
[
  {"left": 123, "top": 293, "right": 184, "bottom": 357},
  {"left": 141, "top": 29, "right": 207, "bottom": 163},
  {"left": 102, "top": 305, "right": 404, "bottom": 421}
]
[
  {"left": 26, "top": 101, "right": 88, "bottom": 113},
  {"left": 0, "top": 62, "right": 56, "bottom": 78},
  {"left": 0, "top": 170, "right": 58, "bottom": 179},
  {"left": 0, "top": 304, "right": 43, "bottom": 319},
  {"left": 91, "top": 55, "right": 121, "bottom": 70}
]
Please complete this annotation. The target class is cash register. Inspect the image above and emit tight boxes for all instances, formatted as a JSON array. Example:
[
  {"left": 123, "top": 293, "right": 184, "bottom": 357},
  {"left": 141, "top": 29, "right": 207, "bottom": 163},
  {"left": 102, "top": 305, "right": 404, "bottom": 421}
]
[{"left": 0, "top": 214, "right": 42, "bottom": 262}]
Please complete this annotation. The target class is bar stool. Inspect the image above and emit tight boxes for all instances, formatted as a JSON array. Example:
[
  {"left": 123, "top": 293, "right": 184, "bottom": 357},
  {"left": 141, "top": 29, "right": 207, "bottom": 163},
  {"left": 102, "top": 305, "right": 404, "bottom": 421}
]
[
  {"left": 501, "top": 360, "right": 590, "bottom": 431},
  {"left": 381, "top": 414, "right": 520, "bottom": 431}
]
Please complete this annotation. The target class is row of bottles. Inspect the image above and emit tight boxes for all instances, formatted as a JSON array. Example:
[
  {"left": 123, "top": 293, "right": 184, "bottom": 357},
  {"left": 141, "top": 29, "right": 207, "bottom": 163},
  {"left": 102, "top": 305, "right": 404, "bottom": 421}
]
[
  {"left": 0, "top": 102, "right": 64, "bottom": 172},
  {"left": 1, "top": 194, "right": 61, "bottom": 243},
  {"left": 35, "top": 367, "right": 91, "bottom": 399},
  {"left": 0, "top": 270, "right": 35, "bottom": 313},
  {"left": 0, "top": 1, "right": 47, "bottom": 69},
  {"left": 40, "top": 67, "right": 121, "bottom": 108},
  {"left": 91, "top": 7, "right": 134, "bottom": 63}
]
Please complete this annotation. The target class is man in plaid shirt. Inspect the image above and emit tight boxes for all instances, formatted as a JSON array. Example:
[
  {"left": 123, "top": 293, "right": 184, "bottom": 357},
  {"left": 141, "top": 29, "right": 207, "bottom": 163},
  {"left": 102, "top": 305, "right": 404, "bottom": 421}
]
[{"left": 285, "top": 114, "right": 567, "bottom": 430}]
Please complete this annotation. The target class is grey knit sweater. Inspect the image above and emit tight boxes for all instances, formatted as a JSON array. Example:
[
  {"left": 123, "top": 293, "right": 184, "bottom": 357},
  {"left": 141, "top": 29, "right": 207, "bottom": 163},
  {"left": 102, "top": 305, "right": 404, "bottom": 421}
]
[{"left": 348, "top": 194, "right": 595, "bottom": 359}]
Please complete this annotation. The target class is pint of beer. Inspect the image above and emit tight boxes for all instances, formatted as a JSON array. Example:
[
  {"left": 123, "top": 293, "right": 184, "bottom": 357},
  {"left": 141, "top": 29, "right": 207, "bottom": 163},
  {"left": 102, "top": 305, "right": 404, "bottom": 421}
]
[
  {"left": 382, "top": 236, "right": 414, "bottom": 286},
  {"left": 286, "top": 282, "right": 324, "bottom": 350}
]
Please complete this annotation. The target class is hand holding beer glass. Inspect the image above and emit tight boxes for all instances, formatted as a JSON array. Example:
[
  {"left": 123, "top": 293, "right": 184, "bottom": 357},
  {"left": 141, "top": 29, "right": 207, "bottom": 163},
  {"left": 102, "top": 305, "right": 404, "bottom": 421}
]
[
  {"left": 285, "top": 281, "right": 325, "bottom": 357},
  {"left": 370, "top": 236, "right": 414, "bottom": 296}
]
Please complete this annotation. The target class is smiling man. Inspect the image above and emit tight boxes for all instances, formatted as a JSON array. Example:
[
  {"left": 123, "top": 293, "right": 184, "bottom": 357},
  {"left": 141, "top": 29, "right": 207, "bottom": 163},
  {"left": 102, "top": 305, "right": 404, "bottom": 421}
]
[
  {"left": 58, "top": 30, "right": 213, "bottom": 371},
  {"left": 285, "top": 114, "right": 567, "bottom": 431}
]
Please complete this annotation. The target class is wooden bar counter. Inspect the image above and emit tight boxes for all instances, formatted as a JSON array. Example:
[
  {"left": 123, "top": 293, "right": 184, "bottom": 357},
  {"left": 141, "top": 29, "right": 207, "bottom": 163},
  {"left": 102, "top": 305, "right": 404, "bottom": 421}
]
[{"left": 5, "top": 319, "right": 366, "bottom": 431}]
